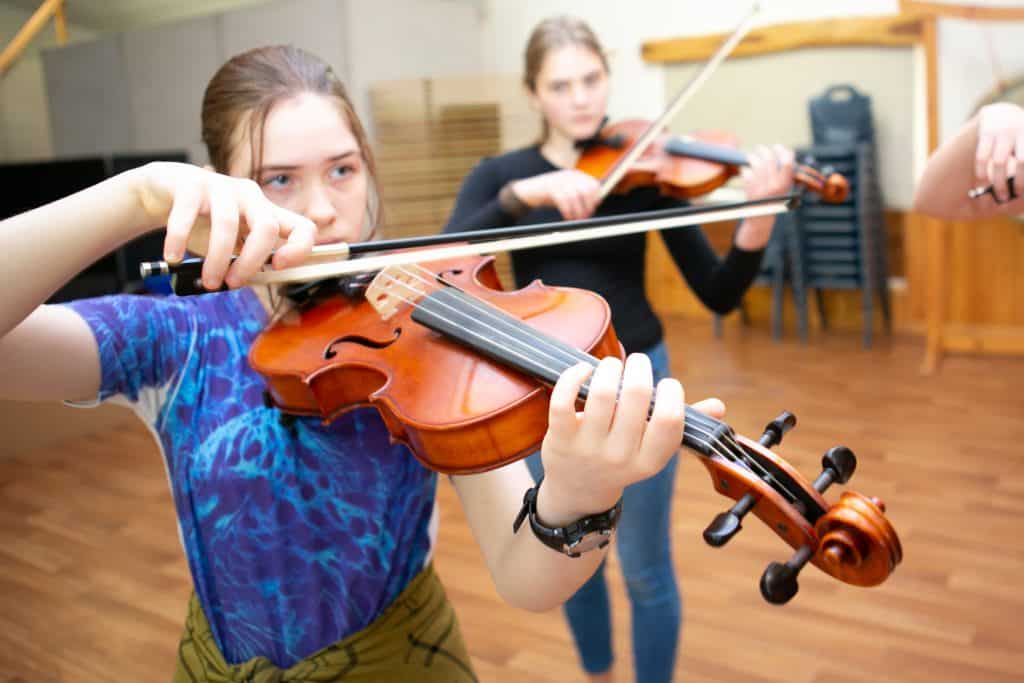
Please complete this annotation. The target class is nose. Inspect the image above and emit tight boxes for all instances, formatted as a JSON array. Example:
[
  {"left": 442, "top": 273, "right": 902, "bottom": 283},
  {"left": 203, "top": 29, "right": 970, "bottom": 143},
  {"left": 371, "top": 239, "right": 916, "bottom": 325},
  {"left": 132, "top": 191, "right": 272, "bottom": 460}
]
[
  {"left": 303, "top": 181, "right": 338, "bottom": 229},
  {"left": 571, "top": 82, "right": 589, "bottom": 108}
]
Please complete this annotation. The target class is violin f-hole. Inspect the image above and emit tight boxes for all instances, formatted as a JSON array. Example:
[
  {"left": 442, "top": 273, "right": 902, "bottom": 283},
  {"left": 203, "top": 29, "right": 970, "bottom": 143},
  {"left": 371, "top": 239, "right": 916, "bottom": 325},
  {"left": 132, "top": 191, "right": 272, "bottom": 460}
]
[{"left": 324, "top": 328, "right": 402, "bottom": 358}]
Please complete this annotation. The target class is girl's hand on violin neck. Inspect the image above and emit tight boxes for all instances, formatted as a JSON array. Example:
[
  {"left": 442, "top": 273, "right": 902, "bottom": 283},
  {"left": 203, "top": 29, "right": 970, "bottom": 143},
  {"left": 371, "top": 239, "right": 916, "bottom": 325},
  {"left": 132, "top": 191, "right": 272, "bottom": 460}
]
[
  {"left": 537, "top": 355, "right": 725, "bottom": 527},
  {"left": 511, "top": 169, "right": 601, "bottom": 221},
  {"left": 735, "top": 144, "right": 795, "bottom": 250},
  {"left": 132, "top": 162, "right": 316, "bottom": 290},
  {"left": 975, "top": 102, "right": 1024, "bottom": 202}
]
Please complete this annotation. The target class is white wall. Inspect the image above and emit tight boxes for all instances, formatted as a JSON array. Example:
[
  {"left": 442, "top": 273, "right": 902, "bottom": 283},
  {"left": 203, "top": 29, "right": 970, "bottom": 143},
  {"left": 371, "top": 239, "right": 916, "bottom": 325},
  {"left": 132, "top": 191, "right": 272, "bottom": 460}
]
[
  {"left": 0, "top": 4, "right": 95, "bottom": 161},
  {"left": 938, "top": 17, "right": 1024, "bottom": 141},
  {"left": 477, "top": 1, "right": 901, "bottom": 124}
]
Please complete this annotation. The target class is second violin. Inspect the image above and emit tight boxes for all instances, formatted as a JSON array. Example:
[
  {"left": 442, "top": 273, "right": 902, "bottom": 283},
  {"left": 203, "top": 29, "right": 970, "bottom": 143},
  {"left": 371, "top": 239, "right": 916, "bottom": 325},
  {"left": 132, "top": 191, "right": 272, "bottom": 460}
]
[{"left": 576, "top": 118, "right": 850, "bottom": 204}]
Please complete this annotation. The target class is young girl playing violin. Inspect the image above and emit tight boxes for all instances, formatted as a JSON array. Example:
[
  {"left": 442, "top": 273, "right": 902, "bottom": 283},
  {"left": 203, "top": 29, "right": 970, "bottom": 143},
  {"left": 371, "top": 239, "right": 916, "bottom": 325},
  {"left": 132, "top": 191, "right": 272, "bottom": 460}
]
[
  {"left": 445, "top": 16, "right": 796, "bottom": 683},
  {"left": 0, "top": 45, "right": 724, "bottom": 681},
  {"left": 914, "top": 101, "right": 1024, "bottom": 218}
]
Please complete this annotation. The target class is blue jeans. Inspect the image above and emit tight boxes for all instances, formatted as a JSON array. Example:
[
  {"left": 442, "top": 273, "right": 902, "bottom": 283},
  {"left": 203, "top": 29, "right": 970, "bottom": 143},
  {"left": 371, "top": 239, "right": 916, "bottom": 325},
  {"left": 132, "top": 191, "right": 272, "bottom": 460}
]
[{"left": 526, "top": 341, "right": 681, "bottom": 683}]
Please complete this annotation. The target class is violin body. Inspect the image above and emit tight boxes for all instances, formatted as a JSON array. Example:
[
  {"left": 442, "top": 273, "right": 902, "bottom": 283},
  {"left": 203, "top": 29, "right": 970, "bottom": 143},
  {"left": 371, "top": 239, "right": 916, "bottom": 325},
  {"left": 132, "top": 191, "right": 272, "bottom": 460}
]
[
  {"left": 250, "top": 256, "right": 622, "bottom": 474},
  {"left": 576, "top": 118, "right": 850, "bottom": 204},
  {"left": 577, "top": 119, "right": 742, "bottom": 200}
]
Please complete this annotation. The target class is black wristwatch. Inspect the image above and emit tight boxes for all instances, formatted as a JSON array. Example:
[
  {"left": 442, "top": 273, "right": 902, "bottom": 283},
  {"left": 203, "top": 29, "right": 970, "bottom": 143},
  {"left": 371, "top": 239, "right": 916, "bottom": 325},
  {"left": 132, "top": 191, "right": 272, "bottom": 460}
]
[{"left": 513, "top": 476, "right": 623, "bottom": 558}]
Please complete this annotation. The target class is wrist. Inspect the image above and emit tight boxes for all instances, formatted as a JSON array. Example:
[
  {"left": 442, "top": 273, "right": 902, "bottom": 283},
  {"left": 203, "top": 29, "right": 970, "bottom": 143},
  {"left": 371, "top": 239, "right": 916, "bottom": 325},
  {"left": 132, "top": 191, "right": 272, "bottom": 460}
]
[
  {"left": 499, "top": 181, "right": 531, "bottom": 217},
  {"left": 535, "top": 476, "right": 622, "bottom": 528},
  {"left": 734, "top": 216, "right": 773, "bottom": 250},
  {"left": 125, "top": 163, "right": 177, "bottom": 237}
]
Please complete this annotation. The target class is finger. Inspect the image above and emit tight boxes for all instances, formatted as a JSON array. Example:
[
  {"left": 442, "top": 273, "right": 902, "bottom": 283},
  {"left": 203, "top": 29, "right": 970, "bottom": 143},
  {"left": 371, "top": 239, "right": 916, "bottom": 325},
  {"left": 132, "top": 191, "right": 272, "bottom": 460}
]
[
  {"left": 604, "top": 353, "right": 654, "bottom": 460},
  {"left": 636, "top": 377, "right": 685, "bottom": 476},
  {"left": 774, "top": 144, "right": 795, "bottom": 178},
  {"left": 571, "top": 185, "right": 592, "bottom": 220},
  {"left": 691, "top": 397, "right": 726, "bottom": 419},
  {"left": 547, "top": 362, "right": 595, "bottom": 438},
  {"left": 976, "top": 131, "right": 995, "bottom": 182},
  {"left": 990, "top": 134, "right": 1014, "bottom": 201},
  {"left": 201, "top": 179, "right": 241, "bottom": 290},
  {"left": 271, "top": 207, "right": 317, "bottom": 270},
  {"left": 580, "top": 175, "right": 602, "bottom": 215},
  {"left": 228, "top": 193, "right": 280, "bottom": 287},
  {"left": 740, "top": 166, "right": 755, "bottom": 190},
  {"left": 561, "top": 188, "right": 585, "bottom": 221},
  {"left": 576, "top": 356, "right": 624, "bottom": 450},
  {"left": 553, "top": 191, "right": 576, "bottom": 221},
  {"left": 1007, "top": 156, "right": 1018, "bottom": 199},
  {"left": 163, "top": 180, "right": 203, "bottom": 263}
]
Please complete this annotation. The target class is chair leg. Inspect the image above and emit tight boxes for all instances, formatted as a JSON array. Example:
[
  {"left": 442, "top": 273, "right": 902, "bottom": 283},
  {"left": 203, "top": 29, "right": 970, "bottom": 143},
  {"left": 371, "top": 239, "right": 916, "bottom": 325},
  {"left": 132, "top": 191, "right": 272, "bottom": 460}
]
[
  {"left": 815, "top": 289, "right": 828, "bottom": 331},
  {"left": 862, "top": 281, "right": 873, "bottom": 349},
  {"left": 772, "top": 263, "right": 784, "bottom": 341}
]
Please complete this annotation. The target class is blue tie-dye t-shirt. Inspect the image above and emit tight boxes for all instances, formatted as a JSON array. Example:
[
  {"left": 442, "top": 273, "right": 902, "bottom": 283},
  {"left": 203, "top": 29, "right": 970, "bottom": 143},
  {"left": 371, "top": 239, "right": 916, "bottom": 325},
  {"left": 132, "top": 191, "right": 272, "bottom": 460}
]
[{"left": 66, "top": 289, "right": 437, "bottom": 667}]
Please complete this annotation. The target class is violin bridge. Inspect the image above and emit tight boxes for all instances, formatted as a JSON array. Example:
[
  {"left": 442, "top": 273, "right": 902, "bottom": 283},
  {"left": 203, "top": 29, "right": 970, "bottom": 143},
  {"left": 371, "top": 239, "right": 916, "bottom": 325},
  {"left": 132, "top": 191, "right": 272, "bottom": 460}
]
[{"left": 365, "top": 266, "right": 423, "bottom": 320}]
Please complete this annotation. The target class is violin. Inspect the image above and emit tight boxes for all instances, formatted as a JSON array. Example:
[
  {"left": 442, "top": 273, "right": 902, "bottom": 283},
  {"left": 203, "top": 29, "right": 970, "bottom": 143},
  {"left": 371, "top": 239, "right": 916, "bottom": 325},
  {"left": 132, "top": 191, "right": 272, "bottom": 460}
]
[
  {"left": 247, "top": 252, "right": 902, "bottom": 605},
  {"left": 576, "top": 118, "right": 850, "bottom": 204}
]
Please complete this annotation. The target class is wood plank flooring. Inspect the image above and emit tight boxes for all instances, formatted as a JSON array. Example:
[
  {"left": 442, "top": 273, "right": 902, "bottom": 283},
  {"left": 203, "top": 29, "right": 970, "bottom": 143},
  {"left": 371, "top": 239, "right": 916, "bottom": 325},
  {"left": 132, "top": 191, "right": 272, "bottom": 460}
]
[{"left": 1, "top": 318, "right": 1021, "bottom": 682}]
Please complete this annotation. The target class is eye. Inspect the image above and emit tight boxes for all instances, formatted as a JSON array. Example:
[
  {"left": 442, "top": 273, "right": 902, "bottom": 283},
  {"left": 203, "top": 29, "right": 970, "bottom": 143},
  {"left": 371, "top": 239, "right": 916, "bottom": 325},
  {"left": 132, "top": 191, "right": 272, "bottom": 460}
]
[
  {"left": 550, "top": 82, "right": 568, "bottom": 94},
  {"left": 330, "top": 164, "right": 354, "bottom": 180},
  {"left": 262, "top": 174, "right": 291, "bottom": 189}
]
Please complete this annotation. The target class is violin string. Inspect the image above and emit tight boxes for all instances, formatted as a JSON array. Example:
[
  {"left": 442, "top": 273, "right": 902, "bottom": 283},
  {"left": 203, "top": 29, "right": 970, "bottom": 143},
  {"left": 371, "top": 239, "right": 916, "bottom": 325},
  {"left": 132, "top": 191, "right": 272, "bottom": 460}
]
[
  {"left": 372, "top": 268, "right": 758, "bottom": 473},
  {"left": 380, "top": 264, "right": 784, "bottom": 485},
  {"left": 389, "top": 265, "right": 791, "bottom": 491},
  {"left": 382, "top": 265, "right": 798, "bottom": 501}
]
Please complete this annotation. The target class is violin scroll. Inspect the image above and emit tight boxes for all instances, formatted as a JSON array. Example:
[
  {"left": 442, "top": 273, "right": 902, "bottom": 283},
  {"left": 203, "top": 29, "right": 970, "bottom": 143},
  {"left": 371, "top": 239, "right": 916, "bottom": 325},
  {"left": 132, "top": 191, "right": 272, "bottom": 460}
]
[
  {"left": 794, "top": 162, "right": 850, "bottom": 204},
  {"left": 697, "top": 411, "right": 902, "bottom": 604}
]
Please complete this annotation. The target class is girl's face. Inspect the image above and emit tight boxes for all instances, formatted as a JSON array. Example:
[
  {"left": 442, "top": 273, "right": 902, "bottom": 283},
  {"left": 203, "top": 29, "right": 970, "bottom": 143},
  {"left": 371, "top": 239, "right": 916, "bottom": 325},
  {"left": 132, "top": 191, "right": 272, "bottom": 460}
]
[
  {"left": 529, "top": 44, "right": 609, "bottom": 142},
  {"left": 229, "top": 92, "right": 371, "bottom": 245}
]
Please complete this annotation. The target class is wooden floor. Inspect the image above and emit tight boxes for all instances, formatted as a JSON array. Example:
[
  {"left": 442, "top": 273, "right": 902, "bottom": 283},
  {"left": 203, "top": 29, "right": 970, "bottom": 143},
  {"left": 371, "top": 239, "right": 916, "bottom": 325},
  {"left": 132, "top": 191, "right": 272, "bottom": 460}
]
[{"left": 1, "top": 317, "right": 1023, "bottom": 682}]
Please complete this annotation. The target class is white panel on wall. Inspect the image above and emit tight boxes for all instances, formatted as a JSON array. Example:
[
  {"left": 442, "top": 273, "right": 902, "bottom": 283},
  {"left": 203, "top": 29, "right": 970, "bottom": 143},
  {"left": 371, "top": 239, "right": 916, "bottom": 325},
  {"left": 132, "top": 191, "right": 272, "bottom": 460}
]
[
  {"left": 220, "top": 0, "right": 348, "bottom": 83},
  {"left": 664, "top": 46, "right": 915, "bottom": 208},
  {"left": 122, "top": 16, "right": 221, "bottom": 154},
  {"left": 42, "top": 37, "right": 131, "bottom": 158},
  {"left": 938, "top": 17, "right": 1024, "bottom": 143},
  {"left": 343, "top": 0, "right": 484, "bottom": 137}
]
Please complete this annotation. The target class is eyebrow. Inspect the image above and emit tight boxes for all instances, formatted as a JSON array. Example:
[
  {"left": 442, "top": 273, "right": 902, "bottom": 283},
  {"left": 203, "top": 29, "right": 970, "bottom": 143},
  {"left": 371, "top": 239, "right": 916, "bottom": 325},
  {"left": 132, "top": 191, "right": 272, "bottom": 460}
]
[
  {"left": 548, "top": 69, "right": 603, "bottom": 87},
  {"left": 259, "top": 150, "right": 358, "bottom": 173}
]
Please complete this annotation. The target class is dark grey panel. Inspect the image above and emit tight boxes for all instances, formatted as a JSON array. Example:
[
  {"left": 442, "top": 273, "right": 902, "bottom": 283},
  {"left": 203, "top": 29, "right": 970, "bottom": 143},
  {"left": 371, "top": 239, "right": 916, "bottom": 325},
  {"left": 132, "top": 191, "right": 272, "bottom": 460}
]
[
  {"left": 122, "top": 16, "right": 221, "bottom": 153},
  {"left": 42, "top": 37, "right": 131, "bottom": 157},
  {"left": 220, "top": 0, "right": 347, "bottom": 82}
]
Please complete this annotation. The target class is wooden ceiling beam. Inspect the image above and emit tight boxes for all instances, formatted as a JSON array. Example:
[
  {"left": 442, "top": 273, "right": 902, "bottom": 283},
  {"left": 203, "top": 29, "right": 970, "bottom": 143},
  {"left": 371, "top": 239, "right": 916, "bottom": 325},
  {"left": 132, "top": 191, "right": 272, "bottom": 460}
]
[
  {"left": 0, "top": 0, "right": 67, "bottom": 76},
  {"left": 641, "top": 14, "right": 924, "bottom": 64}
]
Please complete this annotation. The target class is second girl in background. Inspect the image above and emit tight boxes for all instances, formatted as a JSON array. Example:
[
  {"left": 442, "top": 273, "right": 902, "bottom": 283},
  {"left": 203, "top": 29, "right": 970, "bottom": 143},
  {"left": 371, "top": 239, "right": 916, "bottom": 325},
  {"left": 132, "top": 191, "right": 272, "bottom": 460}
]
[{"left": 445, "top": 16, "right": 798, "bottom": 683}]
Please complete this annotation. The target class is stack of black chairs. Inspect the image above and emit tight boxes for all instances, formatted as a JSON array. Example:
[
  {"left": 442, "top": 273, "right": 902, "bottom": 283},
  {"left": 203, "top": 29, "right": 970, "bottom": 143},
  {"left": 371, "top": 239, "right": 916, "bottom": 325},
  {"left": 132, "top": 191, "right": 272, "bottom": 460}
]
[
  {"left": 793, "top": 84, "right": 891, "bottom": 347},
  {"left": 715, "top": 84, "right": 891, "bottom": 347},
  {"left": 0, "top": 151, "right": 187, "bottom": 302}
]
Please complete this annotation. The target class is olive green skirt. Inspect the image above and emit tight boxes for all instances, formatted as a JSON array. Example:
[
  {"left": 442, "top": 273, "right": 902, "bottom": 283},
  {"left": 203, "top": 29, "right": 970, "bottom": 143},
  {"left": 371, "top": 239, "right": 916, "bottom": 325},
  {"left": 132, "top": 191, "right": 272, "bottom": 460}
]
[{"left": 173, "top": 563, "right": 476, "bottom": 682}]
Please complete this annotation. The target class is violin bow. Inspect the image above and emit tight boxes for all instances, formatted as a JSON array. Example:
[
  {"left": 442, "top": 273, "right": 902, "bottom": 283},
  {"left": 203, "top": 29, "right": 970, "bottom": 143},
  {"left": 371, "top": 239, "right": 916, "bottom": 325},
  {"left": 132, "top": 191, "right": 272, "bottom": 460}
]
[
  {"left": 596, "top": 2, "right": 761, "bottom": 198},
  {"left": 141, "top": 193, "right": 796, "bottom": 290}
]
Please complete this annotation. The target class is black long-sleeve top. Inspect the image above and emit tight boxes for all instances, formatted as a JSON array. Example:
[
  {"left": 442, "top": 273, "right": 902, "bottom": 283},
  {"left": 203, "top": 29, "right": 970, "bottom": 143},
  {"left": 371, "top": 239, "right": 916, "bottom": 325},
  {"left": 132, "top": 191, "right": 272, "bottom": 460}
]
[{"left": 443, "top": 146, "right": 765, "bottom": 353}]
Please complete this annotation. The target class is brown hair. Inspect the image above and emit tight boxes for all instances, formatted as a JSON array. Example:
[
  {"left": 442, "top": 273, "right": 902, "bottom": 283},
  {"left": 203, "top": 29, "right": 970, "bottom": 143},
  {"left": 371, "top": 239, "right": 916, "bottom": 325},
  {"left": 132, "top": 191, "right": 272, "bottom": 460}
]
[
  {"left": 523, "top": 16, "right": 609, "bottom": 141},
  {"left": 201, "top": 45, "right": 380, "bottom": 227}
]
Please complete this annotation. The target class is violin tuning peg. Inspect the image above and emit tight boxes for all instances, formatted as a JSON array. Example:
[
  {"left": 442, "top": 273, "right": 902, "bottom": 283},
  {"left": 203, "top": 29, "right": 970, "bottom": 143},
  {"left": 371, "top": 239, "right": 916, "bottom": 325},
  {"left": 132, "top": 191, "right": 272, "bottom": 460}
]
[
  {"left": 759, "top": 411, "right": 797, "bottom": 448},
  {"left": 703, "top": 492, "right": 757, "bottom": 547},
  {"left": 811, "top": 446, "right": 857, "bottom": 493},
  {"left": 760, "top": 545, "right": 813, "bottom": 605}
]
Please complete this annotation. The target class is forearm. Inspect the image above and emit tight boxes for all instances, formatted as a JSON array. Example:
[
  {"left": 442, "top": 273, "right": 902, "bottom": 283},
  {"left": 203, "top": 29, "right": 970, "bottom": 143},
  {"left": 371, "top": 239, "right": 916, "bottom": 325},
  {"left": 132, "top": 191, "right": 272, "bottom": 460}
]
[
  {"left": 452, "top": 465, "right": 618, "bottom": 612},
  {"left": 444, "top": 196, "right": 515, "bottom": 234},
  {"left": 665, "top": 226, "right": 764, "bottom": 315},
  {"left": 0, "top": 169, "right": 155, "bottom": 337},
  {"left": 912, "top": 114, "right": 982, "bottom": 220}
]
